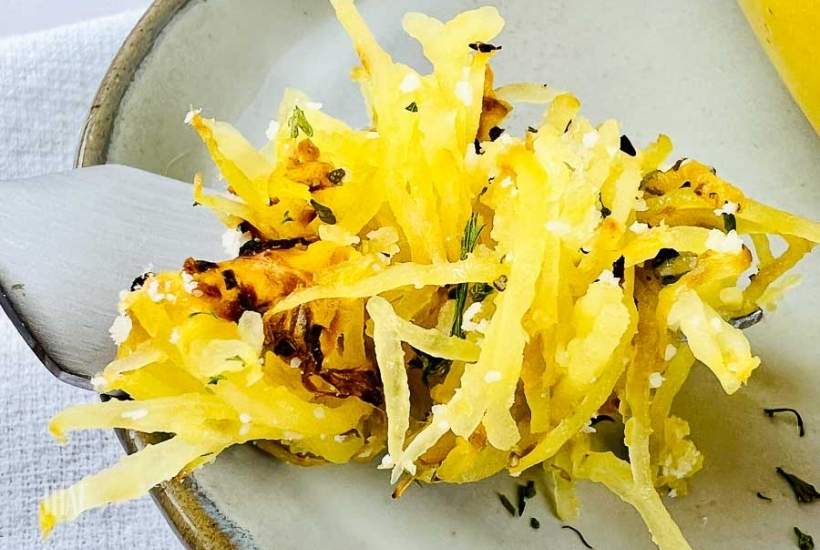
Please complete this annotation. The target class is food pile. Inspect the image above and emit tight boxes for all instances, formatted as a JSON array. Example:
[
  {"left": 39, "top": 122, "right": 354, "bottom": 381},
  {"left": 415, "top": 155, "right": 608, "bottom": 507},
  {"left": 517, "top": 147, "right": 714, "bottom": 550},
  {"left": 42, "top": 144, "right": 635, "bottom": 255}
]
[{"left": 40, "top": 1, "right": 819, "bottom": 548}]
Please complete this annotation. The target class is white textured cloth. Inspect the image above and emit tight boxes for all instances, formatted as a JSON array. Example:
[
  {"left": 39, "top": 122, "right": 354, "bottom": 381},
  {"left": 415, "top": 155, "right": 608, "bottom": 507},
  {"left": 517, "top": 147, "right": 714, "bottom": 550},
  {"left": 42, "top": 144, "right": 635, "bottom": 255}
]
[{"left": 0, "top": 11, "right": 180, "bottom": 549}]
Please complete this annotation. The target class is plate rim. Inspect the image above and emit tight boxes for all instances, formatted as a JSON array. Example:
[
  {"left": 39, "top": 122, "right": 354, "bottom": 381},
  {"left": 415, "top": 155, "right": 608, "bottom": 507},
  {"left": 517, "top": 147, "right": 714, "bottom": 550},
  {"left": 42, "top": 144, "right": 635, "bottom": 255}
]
[{"left": 75, "top": 1, "right": 239, "bottom": 548}]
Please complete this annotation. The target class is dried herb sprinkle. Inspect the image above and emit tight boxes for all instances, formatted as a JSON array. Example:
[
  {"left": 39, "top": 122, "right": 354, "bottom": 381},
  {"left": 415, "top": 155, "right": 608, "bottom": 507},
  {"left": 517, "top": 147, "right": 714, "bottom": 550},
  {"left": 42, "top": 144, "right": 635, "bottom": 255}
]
[{"left": 764, "top": 407, "right": 805, "bottom": 437}]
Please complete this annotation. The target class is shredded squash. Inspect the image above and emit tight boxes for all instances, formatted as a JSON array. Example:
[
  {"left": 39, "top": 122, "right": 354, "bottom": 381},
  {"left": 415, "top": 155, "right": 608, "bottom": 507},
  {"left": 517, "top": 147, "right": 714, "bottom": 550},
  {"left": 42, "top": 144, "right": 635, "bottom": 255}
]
[{"left": 40, "top": 1, "right": 819, "bottom": 548}]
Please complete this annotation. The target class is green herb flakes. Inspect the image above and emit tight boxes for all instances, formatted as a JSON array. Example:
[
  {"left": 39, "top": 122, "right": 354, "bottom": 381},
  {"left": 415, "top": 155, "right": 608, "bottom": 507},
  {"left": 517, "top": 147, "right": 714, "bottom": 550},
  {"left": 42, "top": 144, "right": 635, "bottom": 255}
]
[
  {"left": 288, "top": 105, "right": 314, "bottom": 138},
  {"left": 497, "top": 493, "right": 516, "bottom": 516},
  {"left": 776, "top": 467, "right": 820, "bottom": 503},
  {"left": 795, "top": 527, "right": 815, "bottom": 550},
  {"left": 310, "top": 199, "right": 337, "bottom": 224}
]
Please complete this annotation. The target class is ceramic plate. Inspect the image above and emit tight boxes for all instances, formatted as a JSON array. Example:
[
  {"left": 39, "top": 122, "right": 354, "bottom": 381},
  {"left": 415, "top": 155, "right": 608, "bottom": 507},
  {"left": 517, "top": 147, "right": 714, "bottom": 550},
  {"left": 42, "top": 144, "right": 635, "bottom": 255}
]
[{"left": 77, "top": 1, "right": 820, "bottom": 548}]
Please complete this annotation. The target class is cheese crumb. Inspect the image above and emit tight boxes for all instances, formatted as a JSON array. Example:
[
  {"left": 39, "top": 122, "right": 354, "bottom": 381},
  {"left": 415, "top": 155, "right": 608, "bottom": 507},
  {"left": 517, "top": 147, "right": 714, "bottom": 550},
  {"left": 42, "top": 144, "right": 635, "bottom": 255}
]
[
  {"left": 378, "top": 454, "right": 394, "bottom": 469},
  {"left": 713, "top": 201, "right": 738, "bottom": 216},
  {"left": 545, "top": 220, "right": 571, "bottom": 235},
  {"left": 581, "top": 420, "right": 597, "bottom": 433},
  {"left": 169, "top": 329, "right": 180, "bottom": 345},
  {"left": 705, "top": 229, "right": 743, "bottom": 254},
  {"left": 455, "top": 80, "right": 472, "bottom": 106},
  {"left": 239, "top": 413, "right": 252, "bottom": 424},
  {"left": 184, "top": 108, "right": 201, "bottom": 125},
  {"left": 289, "top": 357, "right": 302, "bottom": 369},
  {"left": 265, "top": 120, "right": 280, "bottom": 140},
  {"left": 499, "top": 177, "right": 513, "bottom": 188},
  {"left": 399, "top": 73, "right": 421, "bottom": 93},
  {"left": 222, "top": 228, "right": 251, "bottom": 258},
  {"left": 634, "top": 198, "right": 648, "bottom": 212},
  {"left": 313, "top": 407, "right": 326, "bottom": 419},
  {"left": 334, "top": 434, "right": 347, "bottom": 443},
  {"left": 582, "top": 131, "right": 599, "bottom": 149},
  {"left": 319, "top": 224, "right": 360, "bottom": 246},
  {"left": 121, "top": 409, "right": 148, "bottom": 420},
  {"left": 484, "top": 370, "right": 502, "bottom": 383},
  {"left": 145, "top": 280, "right": 164, "bottom": 303},
  {"left": 668, "top": 489, "right": 678, "bottom": 498},
  {"left": 90, "top": 375, "right": 106, "bottom": 391},
  {"left": 282, "top": 431, "right": 303, "bottom": 440},
  {"left": 181, "top": 271, "right": 198, "bottom": 294},
  {"left": 629, "top": 221, "right": 650, "bottom": 234},
  {"left": 109, "top": 314, "right": 132, "bottom": 345},
  {"left": 664, "top": 344, "right": 677, "bottom": 361},
  {"left": 305, "top": 101, "right": 323, "bottom": 110},
  {"left": 649, "top": 372, "right": 665, "bottom": 389}
]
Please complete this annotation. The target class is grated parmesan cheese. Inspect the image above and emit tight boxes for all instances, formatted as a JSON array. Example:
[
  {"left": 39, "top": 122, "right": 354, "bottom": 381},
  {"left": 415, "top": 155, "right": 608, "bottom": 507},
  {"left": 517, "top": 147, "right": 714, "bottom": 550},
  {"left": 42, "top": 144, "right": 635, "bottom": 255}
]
[
  {"left": 399, "top": 73, "right": 421, "bottom": 93},
  {"left": 108, "top": 314, "right": 132, "bottom": 345},
  {"left": 705, "top": 229, "right": 743, "bottom": 254},
  {"left": 121, "top": 409, "right": 148, "bottom": 421}
]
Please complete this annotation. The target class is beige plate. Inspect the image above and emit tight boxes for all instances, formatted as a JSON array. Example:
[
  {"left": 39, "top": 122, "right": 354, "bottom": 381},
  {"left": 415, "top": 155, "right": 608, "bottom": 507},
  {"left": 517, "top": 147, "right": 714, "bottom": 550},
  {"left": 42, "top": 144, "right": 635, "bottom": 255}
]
[{"left": 77, "top": 0, "right": 819, "bottom": 548}]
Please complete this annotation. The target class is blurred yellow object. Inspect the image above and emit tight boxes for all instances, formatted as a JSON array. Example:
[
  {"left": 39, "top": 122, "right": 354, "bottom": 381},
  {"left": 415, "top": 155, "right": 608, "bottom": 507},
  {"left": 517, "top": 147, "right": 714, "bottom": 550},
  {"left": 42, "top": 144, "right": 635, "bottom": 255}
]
[{"left": 738, "top": 0, "right": 820, "bottom": 134}]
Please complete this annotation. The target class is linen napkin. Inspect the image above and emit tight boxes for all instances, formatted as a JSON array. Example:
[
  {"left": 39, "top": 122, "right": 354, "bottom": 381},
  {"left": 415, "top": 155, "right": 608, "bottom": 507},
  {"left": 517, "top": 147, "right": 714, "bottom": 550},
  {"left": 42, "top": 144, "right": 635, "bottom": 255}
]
[{"left": 0, "top": 10, "right": 180, "bottom": 549}]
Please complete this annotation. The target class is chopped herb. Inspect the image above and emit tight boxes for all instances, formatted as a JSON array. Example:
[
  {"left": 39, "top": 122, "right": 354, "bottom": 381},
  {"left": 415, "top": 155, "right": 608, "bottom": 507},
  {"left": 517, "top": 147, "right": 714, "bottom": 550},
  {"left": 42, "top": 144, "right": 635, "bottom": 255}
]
[
  {"left": 671, "top": 157, "right": 688, "bottom": 171},
  {"left": 221, "top": 269, "right": 238, "bottom": 290},
  {"left": 580, "top": 247, "right": 590, "bottom": 255},
  {"left": 564, "top": 120, "right": 572, "bottom": 133},
  {"left": 327, "top": 168, "right": 346, "bottom": 184},
  {"left": 207, "top": 374, "right": 225, "bottom": 385},
  {"left": 409, "top": 350, "right": 450, "bottom": 386},
  {"left": 722, "top": 212, "right": 737, "bottom": 232},
  {"left": 524, "top": 479, "right": 536, "bottom": 499},
  {"left": 130, "top": 272, "right": 154, "bottom": 291},
  {"left": 564, "top": 161, "right": 576, "bottom": 172},
  {"left": 239, "top": 236, "right": 315, "bottom": 256},
  {"left": 728, "top": 307, "right": 764, "bottom": 330},
  {"left": 288, "top": 105, "right": 313, "bottom": 138},
  {"left": 776, "top": 467, "right": 820, "bottom": 503},
  {"left": 451, "top": 213, "right": 484, "bottom": 338},
  {"left": 473, "top": 138, "right": 484, "bottom": 155},
  {"left": 756, "top": 492, "right": 772, "bottom": 501},
  {"left": 10, "top": 283, "right": 25, "bottom": 291},
  {"left": 619, "top": 135, "right": 637, "bottom": 156},
  {"left": 795, "top": 527, "right": 815, "bottom": 550},
  {"left": 226, "top": 355, "right": 244, "bottom": 363},
  {"left": 497, "top": 493, "right": 516, "bottom": 516},
  {"left": 468, "top": 41, "right": 502, "bottom": 53},
  {"left": 516, "top": 481, "right": 537, "bottom": 516},
  {"left": 188, "top": 311, "right": 217, "bottom": 318},
  {"left": 282, "top": 210, "right": 294, "bottom": 223},
  {"left": 192, "top": 201, "right": 201, "bottom": 207},
  {"left": 529, "top": 517, "right": 540, "bottom": 529},
  {"left": 680, "top": 181, "right": 691, "bottom": 188},
  {"left": 493, "top": 275, "right": 508, "bottom": 292},
  {"left": 590, "top": 414, "right": 615, "bottom": 426},
  {"left": 489, "top": 126, "right": 505, "bottom": 141},
  {"left": 405, "top": 101, "right": 418, "bottom": 112},
  {"left": 310, "top": 199, "right": 337, "bottom": 224},
  {"left": 764, "top": 407, "right": 805, "bottom": 437},
  {"left": 562, "top": 525, "right": 594, "bottom": 549},
  {"left": 527, "top": 126, "right": 539, "bottom": 133},
  {"left": 200, "top": 452, "right": 214, "bottom": 457},
  {"left": 599, "top": 194, "right": 611, "bottom": 217},
  {"left": 470, "top": 282, "right": 494, "bottom": 302},
  {"left": 612, "top": 256, "right": 626, "bottom": 282}
]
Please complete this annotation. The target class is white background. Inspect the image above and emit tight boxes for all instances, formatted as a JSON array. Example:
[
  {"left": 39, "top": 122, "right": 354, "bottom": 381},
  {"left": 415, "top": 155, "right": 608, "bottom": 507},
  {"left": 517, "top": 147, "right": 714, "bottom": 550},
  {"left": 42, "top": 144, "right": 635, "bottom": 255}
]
[{"left": 0, "top": 0, "right": 149, "bottom": 39}]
